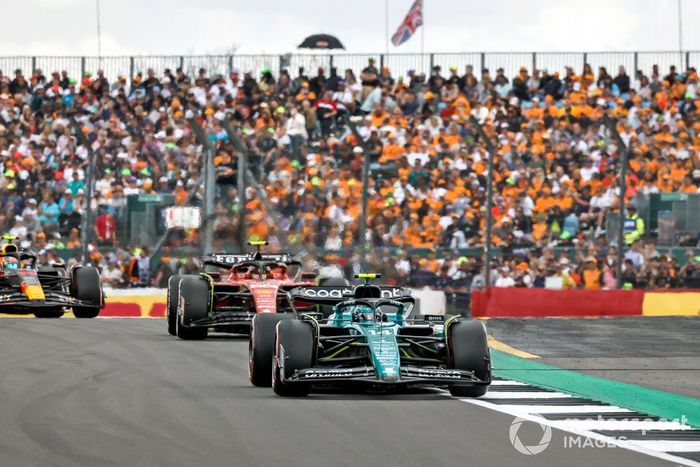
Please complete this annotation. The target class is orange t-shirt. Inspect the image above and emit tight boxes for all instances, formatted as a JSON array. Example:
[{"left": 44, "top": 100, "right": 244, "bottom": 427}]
[{"left": 583, "top": 268, "right": 601, "bottom": 290}]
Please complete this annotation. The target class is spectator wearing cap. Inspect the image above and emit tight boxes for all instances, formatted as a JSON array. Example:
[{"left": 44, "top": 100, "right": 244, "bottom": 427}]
[{"left": 102, "top": 258, "right": 124, "bottom": 288}]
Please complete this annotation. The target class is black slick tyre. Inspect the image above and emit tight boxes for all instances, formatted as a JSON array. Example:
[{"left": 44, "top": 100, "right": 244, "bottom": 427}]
[
  {"left": 272, "top": 319, "right": 314, "bottom": 397},
  {"left": 249, "top": 313, "right": 289, "bottom": 387},
  {"left": 447, "top": 319, "right": 491, "bottom": 398},
  {"left": 175, "top": 275, "right": 209, "bottom": 340},
  {"left": 166, "top": 275, "right": 183, "bottom": 336},
  {"left": 71, "top": 266, "right": 102, "bottom": 318}
]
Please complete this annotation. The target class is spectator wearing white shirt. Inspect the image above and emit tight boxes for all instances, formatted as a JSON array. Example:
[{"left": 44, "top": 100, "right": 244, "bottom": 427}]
[
  {"left": 579, "top": 158, "right": 598, "bottom": 182},
  {"left": 285, "top": 107, "right": 307, "bottom": 159}
]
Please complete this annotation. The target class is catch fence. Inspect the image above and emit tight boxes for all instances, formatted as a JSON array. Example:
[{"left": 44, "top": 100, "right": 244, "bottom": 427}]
[{"left": 1, "top": 51, "right": 696, "bottom": 81}]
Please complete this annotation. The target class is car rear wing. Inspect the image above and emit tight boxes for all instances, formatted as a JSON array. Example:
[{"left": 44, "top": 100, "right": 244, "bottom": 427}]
[
  {"left": 203, "top": 253, "right": 299, "bottom": 269},
  {"left": 288, "top": 286, "right": 413, "bottom": 305}
]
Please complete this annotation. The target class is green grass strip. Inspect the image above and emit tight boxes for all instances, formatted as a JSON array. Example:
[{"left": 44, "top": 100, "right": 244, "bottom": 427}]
[{"left": 491, "top": 349, "right": 700, "bottom": 427}]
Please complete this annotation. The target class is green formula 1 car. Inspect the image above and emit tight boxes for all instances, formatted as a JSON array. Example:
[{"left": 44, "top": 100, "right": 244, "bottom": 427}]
[{"left": 248, "top": 274, "right": 491, "bottom": 397}]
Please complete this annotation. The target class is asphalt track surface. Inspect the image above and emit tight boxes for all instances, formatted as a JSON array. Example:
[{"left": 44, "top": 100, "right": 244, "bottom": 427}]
[
  {"left": 487, "top": 317, "right": 700, "bottom": 398},
  {"left": 0, "top": 319, "right": 672, "bottom": 467}
]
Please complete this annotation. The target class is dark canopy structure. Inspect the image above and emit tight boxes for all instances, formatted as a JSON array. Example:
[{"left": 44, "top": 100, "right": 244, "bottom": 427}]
[{"left": 298, "top": 34, "right": 345, "bottom": 50}]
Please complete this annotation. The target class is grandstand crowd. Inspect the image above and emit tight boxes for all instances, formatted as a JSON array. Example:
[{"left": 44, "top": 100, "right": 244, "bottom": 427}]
[{"left": 0, "top": 59, "right": 699, "bottom": 290}]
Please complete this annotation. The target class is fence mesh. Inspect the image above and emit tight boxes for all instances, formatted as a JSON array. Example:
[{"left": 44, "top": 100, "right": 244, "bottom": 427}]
[{"left": 1, "top": 51, "right": 696, "bottom": 82}]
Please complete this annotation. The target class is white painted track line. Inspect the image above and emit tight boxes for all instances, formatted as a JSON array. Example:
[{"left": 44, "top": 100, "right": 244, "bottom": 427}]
[
  {"left": 479, "top": 391, "right": 573, "bottom": 399},
  {"left": 489, "top": 380, "right": 528, "bottom": 386},
  {"left": 624, "top": 440, "right": 700, "bottom": 453},
  {"left": 492, "top": 404, "right": 634, "bottom": 414}
]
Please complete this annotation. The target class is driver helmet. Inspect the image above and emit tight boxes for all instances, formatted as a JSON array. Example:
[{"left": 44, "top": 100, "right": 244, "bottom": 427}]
[
  {"left": 234, "top": 265, "right": 251, "bottom": 279},
  {"left": 1, "top": 256, "right": 19, "bottom": 270}
]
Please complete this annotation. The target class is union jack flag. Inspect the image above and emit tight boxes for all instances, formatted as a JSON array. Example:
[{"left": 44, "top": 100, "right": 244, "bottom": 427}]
[{"left": 391, "top": 0, "right": 423, "bottom": 47}]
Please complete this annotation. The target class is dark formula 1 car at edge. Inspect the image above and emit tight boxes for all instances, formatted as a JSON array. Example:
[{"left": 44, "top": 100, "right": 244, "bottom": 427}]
[
  {"left": 248, "top": 274, "right": 491, "bottom": 397},
  {"left": 0, "top": 236, "right": 104, "bottom": 318},
  {"left": 167, "top": 241, "right": 317, "bottom": 340}
]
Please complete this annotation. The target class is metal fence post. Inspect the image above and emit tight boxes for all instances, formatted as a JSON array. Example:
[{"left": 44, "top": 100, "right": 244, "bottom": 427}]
[
  {"left": 429, "top": 53, "right": 434, "bottom": 72},
  {"left": 80, "top": 57, "right": 86, "bottom": 78},
  {"left": 188, "top": 117, "right": 216, "bottom": 256},
  {"left": 220, "top": 118, "right": 289, "bottom": 248},
  {"left": 218, "top": 118, "right": 247, "bottom": 249},
  {"left": 129, "top": 56, "right": 135, "bottom": 82},
  {"left": 348, "top": 121, "right": 371, "bottom": 268},
  {"left": 583, "top": 53, "right": 588, "bottom": 70},
  {"left": 329, "top": 54, "right": 334, "bottom": 69},
  {"left": 686, "top": 51, "right": 690, "bottom": 70},
  {"left": 480, "top": 52, "right": 485, "bottom": 72},
  {"left": 31, "top": 57, "right": 36, "bottom": 75},
  {"left": 180, "top": 56, "right": 184, "bottom": 71},
  {"left": 380, "top": 54, "right": 385, "bottom": 71},
  {"left": 603, "top": 115, "right": 629, "bottom": 289},
  {"left": 634, "top": 52, "right": 639, "bottom": 74},
  {"left": 469, "top": 116, "right": 497, "bottom": 288},
  {"left": 68, "top": 117, "right": 97, "bottom": 264},
  {"left": 532, "top": 52, "right": 536, "bottom": 73}
]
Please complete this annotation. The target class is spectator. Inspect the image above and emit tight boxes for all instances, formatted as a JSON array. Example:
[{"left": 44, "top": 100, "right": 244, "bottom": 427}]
[
  {"left": 102, "top": 258, "right": 124, "bottom": 288},
  {"left": 152, "top": 256, "right": 174, "bottom": 288},
  {"left": 94, "top": 210, "right": 117, "bottom": 246},
  {"left": 127, "top": 246, "right": 151, "bottom": 286},
  {"left": 0, "top": 58, "right": 697, "bottom": 291},
  {"left": 613, "top": 66, "right": 630, "bottom": 94}
]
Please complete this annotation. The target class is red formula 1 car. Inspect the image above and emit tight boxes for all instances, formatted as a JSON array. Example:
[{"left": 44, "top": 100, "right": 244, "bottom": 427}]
[{"left": 166, "top": 241, "right": 317, "bottom": 340}]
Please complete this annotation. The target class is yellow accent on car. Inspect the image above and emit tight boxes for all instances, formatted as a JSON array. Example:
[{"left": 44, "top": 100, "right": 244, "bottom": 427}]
[
  {"left": 355, "top": 273, "right": 381, "bottom": 279},
  {"left": 247, "top": 240, "right": 268, "bottom": 246},
  {"left": 23, "top": 284, "right": 45, "bottom": 301}
]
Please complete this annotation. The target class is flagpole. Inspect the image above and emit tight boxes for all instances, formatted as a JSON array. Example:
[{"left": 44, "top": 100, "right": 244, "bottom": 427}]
[
  {"left": 385, "top": 0, "right": 389, "bottom": 55},
  {"left": 421, "top": 0, "right": 425, "bottom": 74}
]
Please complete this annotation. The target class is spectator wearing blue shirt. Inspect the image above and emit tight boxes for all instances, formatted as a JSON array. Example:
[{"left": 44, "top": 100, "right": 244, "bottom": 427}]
[
  {"left": 58, "top": 189, "right": 74, "bottom": 215},
  {"left": 38, "top": 193, "right": 60, "bottom": 226}
]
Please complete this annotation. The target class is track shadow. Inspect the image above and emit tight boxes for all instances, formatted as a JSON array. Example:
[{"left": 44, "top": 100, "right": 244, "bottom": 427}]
[
  {"left": 204, "top": 333, "right": 249, "bottom": 341},
  {"left": 240, "top": 385, "right": 454, "bottom": 401}
]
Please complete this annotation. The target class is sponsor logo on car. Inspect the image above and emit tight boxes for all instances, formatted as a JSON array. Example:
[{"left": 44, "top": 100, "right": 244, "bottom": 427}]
[
  {"left": 301, "top": 369, "right": 353, "bottom": 378},
  {"left": 301, "top": 287, "right": 404, "bottom": 299},
  {"left": 415, "top": 369, "right": 463, "bottom": 379}
]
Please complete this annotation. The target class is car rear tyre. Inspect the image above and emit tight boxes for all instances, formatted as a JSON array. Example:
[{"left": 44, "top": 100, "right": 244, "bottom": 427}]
[
  {"left": 34, "top": 308, "right": 65, "bottom": 318},
  {"left": 249, "top": 313, "right": 290, "bottom": 387},
  {"left": 166, "top": 275, "right": 183, "bottom": 336},
  {"left": 71, "top": 266, "right": 103, "bottom": 318},
  {"left": 272, "top": 320, "right": 314, "bottom": 397},
  {"left": 176, "top": 276, "right": 209, "bottom": 340},
  {"left": 447, "top": 319, "right": 491, "bottom": 398}
]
